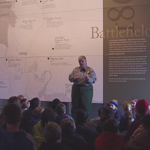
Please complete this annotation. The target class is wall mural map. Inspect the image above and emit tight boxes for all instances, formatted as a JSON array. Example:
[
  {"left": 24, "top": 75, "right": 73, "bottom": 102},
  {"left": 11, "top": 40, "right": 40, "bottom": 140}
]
[{"left": 0, "top": 0, "right": 103, "bottom": 102}]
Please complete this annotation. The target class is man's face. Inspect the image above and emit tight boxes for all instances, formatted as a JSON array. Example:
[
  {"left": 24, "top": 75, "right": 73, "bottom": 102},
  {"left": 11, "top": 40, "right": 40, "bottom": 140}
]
[
  {"left": 79, "top": 59, "right": 87, "bottom": 68},
  {"left": 131, "top": 100, "right": 136, "bottom": 110}
]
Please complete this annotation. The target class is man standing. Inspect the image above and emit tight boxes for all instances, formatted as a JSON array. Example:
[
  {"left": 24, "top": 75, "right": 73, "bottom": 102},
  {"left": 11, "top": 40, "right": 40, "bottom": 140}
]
[{"left": 69, "top": 56, "right": 97, "bottom": 119}]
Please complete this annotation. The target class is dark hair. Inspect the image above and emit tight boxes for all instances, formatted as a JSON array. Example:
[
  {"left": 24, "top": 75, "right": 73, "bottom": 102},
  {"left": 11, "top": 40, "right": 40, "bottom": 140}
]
[
  {"left": 56, "top": 103, "right": 66, "bottom": 115},
  {"left": 141, "top": 114, "right": 150, "bottom": 130},
  {"left": 99, "top": 107, "right": 114, "bottom": 117},
  {"left": 20, "top": 98, "right": 27, "bottom": 104},
  {"left": 104, "top": 118, "right": 119, "bottom": 133},
  {"left": 41, "top": 108, "right": 56, "bottom": 129},
  {"left": 60, "top": 118, "right": 76, "bottom": 131},
  {"left": 43, "top": 122, "right": 61, "bottom": 144},
  {"left": 7, "top": 96, "right": 19, "bottom": 105},
  {"left": 29, "top": 97, "right": 39, "bottom": 110},
  {"left": 76, "top": 109, "right": 88, "bottom": 125},
  {"left": 52, "top": 98, "right": 61, "bottom": 110},
  {"left": 3, "top": 103, "right": 21, "bottom": 124}
]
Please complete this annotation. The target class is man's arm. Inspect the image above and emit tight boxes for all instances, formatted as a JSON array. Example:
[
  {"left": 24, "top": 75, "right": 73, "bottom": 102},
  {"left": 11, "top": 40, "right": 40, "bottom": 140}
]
[{"left": 69, "top": 68, "right": 80, "bottom": 83}]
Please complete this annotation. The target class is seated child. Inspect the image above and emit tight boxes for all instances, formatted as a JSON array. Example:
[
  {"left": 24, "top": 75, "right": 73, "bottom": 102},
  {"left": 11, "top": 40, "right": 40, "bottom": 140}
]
[
  {"left": 126, "top": 114, "right": 150, "bottom": 150},
  {"left": 109, "top": 99, "right": 122, "bottom": 122},
  {"left": 0, "top": 103, "right": 36, "bottom": 150},
  {"left": 119, "top": 102, "right": 134, "bottom": 133},
  {"left": 60, "top": 118, "right": 88, "bottom": 150},
  {"left": 96, "top": 106, "right": 114, "bottom": 134},
  {"left": 32, "top": 108, "right": 56, "bottom": 149},
  {"left": 55, "top": 103, "right": 74, "bottom": 125},
  {"left": 38, "top": 122, "right": 70, "bottom": 150},
  {"left": 95, "top": 118, "right": 126, "bottom": 150}
]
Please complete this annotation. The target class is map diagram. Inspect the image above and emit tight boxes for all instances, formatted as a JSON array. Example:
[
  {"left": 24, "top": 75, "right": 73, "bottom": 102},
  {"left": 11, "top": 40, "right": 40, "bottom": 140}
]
[{"left": 0, "top": 0, "right": 103, "bottom": 102}]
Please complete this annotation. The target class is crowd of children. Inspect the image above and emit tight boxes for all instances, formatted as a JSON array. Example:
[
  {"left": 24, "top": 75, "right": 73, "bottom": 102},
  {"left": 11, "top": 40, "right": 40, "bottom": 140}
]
[{"left": 0, "top": 95, "right": 150, "bottom": 150}]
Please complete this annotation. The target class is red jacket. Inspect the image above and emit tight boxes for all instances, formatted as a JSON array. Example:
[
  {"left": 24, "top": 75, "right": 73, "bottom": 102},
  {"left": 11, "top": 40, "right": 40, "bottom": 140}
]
[
  {"left": 95, "top": 131, "right": 126, "bottom": 150},
  {"left": 123, "top": 118, "right": 141, "bottom": 142}
]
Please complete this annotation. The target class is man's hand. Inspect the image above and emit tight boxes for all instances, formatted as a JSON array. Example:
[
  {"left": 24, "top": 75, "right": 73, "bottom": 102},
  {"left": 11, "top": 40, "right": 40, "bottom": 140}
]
[{"left": 85, "top": 75, "right": 89, "bottom": 80}]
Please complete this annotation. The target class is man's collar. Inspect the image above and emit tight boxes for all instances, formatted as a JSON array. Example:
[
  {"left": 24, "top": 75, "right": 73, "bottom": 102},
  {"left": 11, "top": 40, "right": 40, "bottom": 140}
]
[{"left": 80, "top": 66, "right": 87, "bottom": 72}]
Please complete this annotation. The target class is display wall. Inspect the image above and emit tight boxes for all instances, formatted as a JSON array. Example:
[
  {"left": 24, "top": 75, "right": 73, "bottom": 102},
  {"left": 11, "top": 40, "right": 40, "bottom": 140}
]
[
  {"left": 103, "top": 0, "right": 150, "bottom": 104},
  {"left": 0, "top": 0, "right": 150, "bottom": 104},
  {"left": 0, "top": 0, "right": 103, "bottom": 103}
]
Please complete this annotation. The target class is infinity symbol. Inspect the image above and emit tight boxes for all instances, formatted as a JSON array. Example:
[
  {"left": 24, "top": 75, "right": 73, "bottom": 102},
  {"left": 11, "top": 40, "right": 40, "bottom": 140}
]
[
  {"left": 108, "top": 6, "right": 134, "bottom": 21},
  {"left": 112, "top": 0, "right": 132, "bottom": 4}
]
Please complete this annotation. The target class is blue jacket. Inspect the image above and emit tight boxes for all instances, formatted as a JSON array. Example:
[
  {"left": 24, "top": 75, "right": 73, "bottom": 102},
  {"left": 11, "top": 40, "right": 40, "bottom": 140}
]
[
  {"left": 0, "top": 129, "right": 35, "bottom": 150},
  {"left": 55, "top": 114, "right": 74, "bottom": 125},
  {"left": 114, "top": 110, "right": 122, "bottom": 122}
]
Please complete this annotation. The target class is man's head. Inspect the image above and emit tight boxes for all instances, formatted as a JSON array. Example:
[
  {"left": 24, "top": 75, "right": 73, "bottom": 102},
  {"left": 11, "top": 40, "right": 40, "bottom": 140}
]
[
  {"left": 3, "top": 103, "right": 21, "bottom": 125},
  {"left": 43, "top": 122, "right": 62, "bottom": 144},
  {"left": 56, "top": 103, "right": 66, "bottom": 115},
  {"left": 99, "top": 107, "right": 114, "bottom": 121},
  {"left": 78, "top": 55, "right": 87, "bottom": 68}
]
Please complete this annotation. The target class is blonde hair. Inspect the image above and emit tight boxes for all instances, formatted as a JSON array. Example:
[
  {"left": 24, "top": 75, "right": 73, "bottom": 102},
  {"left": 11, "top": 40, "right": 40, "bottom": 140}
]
[
  {"left": 18, "top": 95, "right": 24, "bottom": 100},
  {"left": 122, "top": 102, "right": 131, "bottom": 112},
  {"left": 122, "top": 102, "right": 133, "bottom": 127},
  {"left": 60, "top": 118, "right": 76, "bottom": 131}
]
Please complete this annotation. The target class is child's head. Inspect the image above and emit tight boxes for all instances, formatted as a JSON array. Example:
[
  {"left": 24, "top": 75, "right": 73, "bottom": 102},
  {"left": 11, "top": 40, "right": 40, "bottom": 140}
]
[
  {"left": 3, "top": 103, "right": 21, "bottom": 125},
  {"left": 33, "top": 106, "right": 44, "bottom": 119},
  {"left": 76, "top": 109, "right": 88, "bottom": 124},
  {"left": 20, "top": 98, "right": 28, "bottom": 105},
  {"left": 131, "top": 98, "right": 138, "bottom": 110},
  {"left": 18, "top": 95, "right": 24, "bottom": 100},
  {"left": 43, "top": 122, "right": 62, "bottom": 144},
  {"left": 99, "top": 107, "right": 114, "bottom": 121},
  {"left": 41, "top": 108, "right": 56, "bottom": 128},
  {"left": 122, "top": 102, "right": 131, "bottom": 112},
  {"left": 104, "top": 118, "right": 119, "bottom": 133},
  {"left": 52, "top": 98, "right": 61, "bottom": 111},
  {"left": 109, "top": 99, "right": 118, "bottom": 110},
  {"left": 60, "top": 118, "right": 76, "bottom": 131},
  {"left": 29, "top": 97, "right": 40, "bottom": 110},
  {"left": 135, "top": 99, "right": 149, "bottom": 117},
  {"left": 21, "top": 100, "right": 30, "bottom": 108},
  {"left": 7, "top": 96, "right": 20, "bottom": 105},
  {"left": 56, "top": 103, "right": 66, "bottom": 115}
]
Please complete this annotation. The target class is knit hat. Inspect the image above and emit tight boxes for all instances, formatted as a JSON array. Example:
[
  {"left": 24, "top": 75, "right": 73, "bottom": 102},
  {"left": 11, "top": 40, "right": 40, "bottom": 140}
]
[
  {"left": 136, "top": 99, "right": 149, "bottom": 114},
  {"left": 109, "top": 99, "right": 118, "bottom": 107}
]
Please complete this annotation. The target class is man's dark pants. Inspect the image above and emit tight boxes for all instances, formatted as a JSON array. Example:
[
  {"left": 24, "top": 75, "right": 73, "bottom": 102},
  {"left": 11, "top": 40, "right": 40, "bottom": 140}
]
[{"left": 71, "top": 84, "right": 93, "bottom": 120}]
